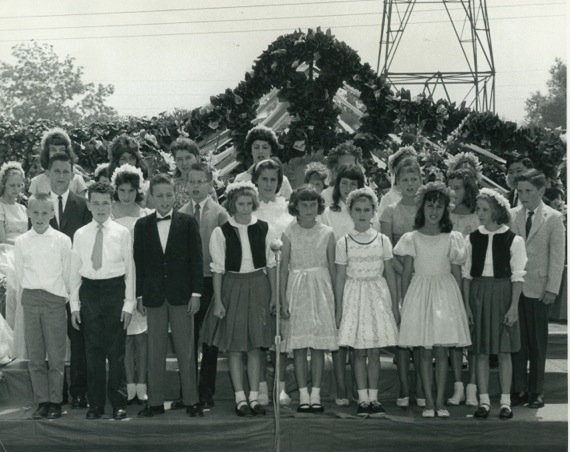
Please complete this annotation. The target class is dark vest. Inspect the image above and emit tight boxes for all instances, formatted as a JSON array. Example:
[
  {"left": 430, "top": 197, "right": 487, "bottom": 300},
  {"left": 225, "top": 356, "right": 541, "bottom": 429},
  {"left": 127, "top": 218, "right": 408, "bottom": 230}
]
[
  {"left": 221, "top": 220, "right": 268, "bottom": 272},
  {"left": 469, "top": 229, "right": 516, "bottom": 278}
]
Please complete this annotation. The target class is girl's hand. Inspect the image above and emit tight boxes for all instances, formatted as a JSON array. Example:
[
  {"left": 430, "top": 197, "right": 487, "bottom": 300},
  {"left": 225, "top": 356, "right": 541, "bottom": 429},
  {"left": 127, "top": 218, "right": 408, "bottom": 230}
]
[
  {"left": 335, "top": 309, "right": 342, "bottom": 329},
  {"left": 269, "top": 297, "right": 277, "bottom": 316},
  {"left": 281, "top": 305, "right": 290, "bottom": 320},
  {"left": 213, "top": 302, "right": 226, "bottom": 319},
  {"left": 504, "top": 308, "right": 518, "bottom": 327}
]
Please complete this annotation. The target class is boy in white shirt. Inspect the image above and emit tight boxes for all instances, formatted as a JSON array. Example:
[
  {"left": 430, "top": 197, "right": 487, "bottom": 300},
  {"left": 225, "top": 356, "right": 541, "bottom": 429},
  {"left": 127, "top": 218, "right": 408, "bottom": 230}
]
[{"left": 14, "top": 193, "right": 72, "bottom": 420}]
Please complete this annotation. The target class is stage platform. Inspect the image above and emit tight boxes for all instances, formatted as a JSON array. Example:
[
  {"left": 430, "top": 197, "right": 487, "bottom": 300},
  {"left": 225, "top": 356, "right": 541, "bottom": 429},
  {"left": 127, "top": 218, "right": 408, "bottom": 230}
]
[{"left": 0, "top": 323, "right": 567, "bottom": 452}]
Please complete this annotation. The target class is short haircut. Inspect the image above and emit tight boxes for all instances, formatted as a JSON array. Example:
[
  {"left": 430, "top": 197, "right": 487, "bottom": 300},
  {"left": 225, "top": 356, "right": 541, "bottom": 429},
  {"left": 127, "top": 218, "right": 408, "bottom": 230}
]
[
  {"left": 113, "top": 171, "right": 144, "bottom": 203},
  {"left": 252, "top": 158, "right": 284, "bottom": 194},
  {"left": 304, "top": 161, "right": 328, "bottom": 184},
  {"left": 506, "top": 152, "right": 534, "bottom": 171},
  {"left": 188, "top": 162, "right": 214, "bottom": 181},
  {"left": 225, "top": 186, "right": 260, "bottom": 216},
  {"left": 477, "top": 193, "right": 510, "bottom": 225},
  {"left": 149, "top": 173, "right": 174, "bottom": 195},
  {"left": 331, "top": 164, "right": 365, "bottom": 212},
  {"left": 515, "top": 169, "right": 546, "bottom": 189},
  {"left": 347, "top": 189, "right": 378, "bottom": 213},
  {"left": 88, "top": 181, "right": 114, "bottom": 200},
  {"left": 288, "top": 185, "right": 326, "bottom": 216},
  {"left": 28, "top": 192, "right": 53, "bottom": 208},
  {"left": 326, "top": 142, "right": 362, "bottom": 170},
  {"left": 40, "top": 127, "right": 75, "bottom": 169},
  {"left": 108, "top": 134, "right": 148, "bottom": 179},
  {"left": 447, "top": 167, "right": 479, "bottom": 213},
  {"left": 244, "top": 125, "right": 279, "bottom": 156},
  {"left": 47, "top": 153, "right": 73, "bottom": 170},
  {"left": 395, "top": 157, "right": 421, "bottom": 183},
  {"left": 170, "top": 137, "right": 200, "bottom": 158},
  {"left": 414, "top": 189, "right": 453, "bottom": 232},
  {"left": 94, "top": 163, "right": 110, "bottom": 182}
]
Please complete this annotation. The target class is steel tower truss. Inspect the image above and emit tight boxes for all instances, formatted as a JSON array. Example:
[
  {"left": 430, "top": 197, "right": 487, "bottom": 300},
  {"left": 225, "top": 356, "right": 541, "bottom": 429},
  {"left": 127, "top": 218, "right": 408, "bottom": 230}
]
[{"left": 377, "top": 0, "right": 495, "bottom": 112}]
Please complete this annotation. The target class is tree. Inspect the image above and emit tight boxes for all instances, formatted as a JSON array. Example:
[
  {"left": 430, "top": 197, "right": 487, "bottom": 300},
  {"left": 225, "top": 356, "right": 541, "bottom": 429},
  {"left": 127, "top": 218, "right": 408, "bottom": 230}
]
[
  {"left": 0, "top": 41, "right": 117, "bottom": 124},
  {"left": 525, "top": 58, "right": 566, "bottom": 128}
]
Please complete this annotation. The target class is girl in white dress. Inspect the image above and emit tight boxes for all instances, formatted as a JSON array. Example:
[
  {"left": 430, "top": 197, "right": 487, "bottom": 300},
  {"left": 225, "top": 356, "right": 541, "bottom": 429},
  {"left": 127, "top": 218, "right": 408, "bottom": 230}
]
[
  {"left": 111, "top": 164, "right": 152, "bottom": 404},
  {"left": 447, "top": 165, "right": 481, "bottom": 406},
  {"left": 281, "top": 185, "right": 338, "bottom": 413},
  {"left": 252, "top": 158, "right": 294, "bottom": 405},
  {"left": 394, "top": 182, "right": 471, "bottom": 418},
  {"left": 335, "top": 188, "right": 399, "bottom": 416},
  {"left": 0, "top": 162, "right": 28, "bottom": 359}
]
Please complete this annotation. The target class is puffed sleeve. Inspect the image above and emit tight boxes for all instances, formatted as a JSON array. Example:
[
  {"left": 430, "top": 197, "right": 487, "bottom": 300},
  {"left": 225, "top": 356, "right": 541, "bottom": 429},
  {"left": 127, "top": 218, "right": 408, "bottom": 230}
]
[
  {"left": 462, "top": 235, "right": 473, "bottom": 280},
  {"left": 448, "top": 231, "right": 467, "bottom": 265},
  {"left": 393, "top": 231, "right": 415, "bottom": 257},
  {"left": 265, "top": 226, "right": 277, "bottom": 268},
  {"left": 209, "top": 226, "right": 226, "bottom": 274},
  {"left": 380, "top": 233, "right": 393, "bottom": 260},
  {"left": 379, "top": 203, "right": 393, "bottom": 223},
  {"left": 510, "top": 235, "right": 527, "bottom": 282},
  {"left": 335, "top": 236, "right": 348, "bottom": 265}
]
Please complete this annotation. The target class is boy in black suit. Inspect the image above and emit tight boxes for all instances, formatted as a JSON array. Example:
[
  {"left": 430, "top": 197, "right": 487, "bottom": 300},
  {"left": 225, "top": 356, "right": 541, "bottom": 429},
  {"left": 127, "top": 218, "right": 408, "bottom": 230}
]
[
  {"left": 134, "top": 173, "right": 204, "bottom": 417},
  {"left": 47, "top": 153, "right": 92, "bottom": 409}
]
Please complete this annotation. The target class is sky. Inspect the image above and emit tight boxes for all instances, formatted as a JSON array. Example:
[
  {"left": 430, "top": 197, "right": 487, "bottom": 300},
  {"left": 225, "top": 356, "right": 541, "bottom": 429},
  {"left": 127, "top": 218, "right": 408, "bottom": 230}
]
[{"left": 0, "top": 0, "right": 566, "bottom": 124}]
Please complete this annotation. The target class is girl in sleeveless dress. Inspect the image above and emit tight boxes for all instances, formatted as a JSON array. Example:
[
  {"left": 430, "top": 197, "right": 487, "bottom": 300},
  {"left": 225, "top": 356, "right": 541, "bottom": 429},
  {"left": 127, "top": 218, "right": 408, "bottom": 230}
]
[
  {"left": 463, "top": 189, "right": 527, "bottom": 420},
  {"left": 281, "top": 185, "right": 338, "bottom": 413},
  {"left": 0, "top": 162, "right": 28, "bottom": 359},
  {"left": 111, "top": 164, "right": 152, "bottom": 405},
  {"left": 201, "top": 181, "right": 276, "bottom": 417},
  {"left": 336, "top": 188, "right": 399, "bottom": 416},
  {"left": 394, "top": 182, "right": 471, "bottom": 418}
]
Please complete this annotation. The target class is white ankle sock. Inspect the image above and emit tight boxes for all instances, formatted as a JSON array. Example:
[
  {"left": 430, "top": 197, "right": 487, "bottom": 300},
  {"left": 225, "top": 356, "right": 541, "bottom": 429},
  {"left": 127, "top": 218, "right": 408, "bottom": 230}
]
[
  {"left": 310, "top": 387, "right": 321, "bottom": 405},
  {"left": 259, "top": 381, "right": 268, "bottom": 394},
  {"left": 500, "top": 394, "right": 511, "bottom": 406},
  {"left": 279, "top": 381, "right": 287, "bottom": 394},
  {"left": 368, "top": 389, "right": 378, "bottom": 402},
  {"left": 127, "top": 383, "right": 136, "bottom": 400},
  {"left": 480, "top": 393, "right": 491, "bottom": 406},
  {"left": 454, "top": 381, "right": 464, "bottom": 391},
  {"left": 299, "top": 387, "right": 310, "bottom": 405},
  {"left": 235, "top": 391, "right": 246, "bottom": 404},
  {"left": 249, "top": 390, "right": 259, "bottom": 403},
  {"left": 358, "top": 389, "right": 369, "bottom": 404}
]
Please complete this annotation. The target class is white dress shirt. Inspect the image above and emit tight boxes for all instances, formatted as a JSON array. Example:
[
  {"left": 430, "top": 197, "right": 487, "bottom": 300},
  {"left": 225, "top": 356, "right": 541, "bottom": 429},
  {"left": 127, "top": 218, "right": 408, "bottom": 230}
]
[
  {"left": 70, "top": 218, "right": 136, "bottom": 313},
  {"left": 14, "top": 226, "right": 72, "bottom": 299}
]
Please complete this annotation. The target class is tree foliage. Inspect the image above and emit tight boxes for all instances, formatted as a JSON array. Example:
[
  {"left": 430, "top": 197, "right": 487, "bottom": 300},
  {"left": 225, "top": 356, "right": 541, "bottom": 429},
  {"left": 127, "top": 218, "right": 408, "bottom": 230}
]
[
  {"left": 0, "top": 41, "right": 117, "bottom": 124},
  {"left": 525, "top": 58, "right": 566, "bottom": 128}
]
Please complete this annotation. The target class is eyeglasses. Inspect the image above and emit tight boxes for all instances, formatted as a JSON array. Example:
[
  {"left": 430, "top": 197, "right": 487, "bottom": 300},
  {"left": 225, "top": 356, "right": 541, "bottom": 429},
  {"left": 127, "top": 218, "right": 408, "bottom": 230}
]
[{"left": 188, "top": 179, "right": 210, "bottom": 185}]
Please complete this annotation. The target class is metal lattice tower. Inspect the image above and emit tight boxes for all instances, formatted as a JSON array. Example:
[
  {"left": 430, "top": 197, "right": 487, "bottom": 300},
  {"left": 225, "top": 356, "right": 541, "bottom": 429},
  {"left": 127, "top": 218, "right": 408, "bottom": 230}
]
[{"left": 377, "top": 0, "right": 495, "bottom": 112}]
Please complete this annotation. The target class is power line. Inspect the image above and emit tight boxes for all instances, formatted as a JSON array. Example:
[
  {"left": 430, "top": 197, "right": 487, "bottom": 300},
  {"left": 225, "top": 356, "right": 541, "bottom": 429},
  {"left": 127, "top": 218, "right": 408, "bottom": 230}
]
[
  {"left": 0, "top": 0, "right": 378, "bottom": 19},
  {"left": 0, "top": 11, "right": 381, "bottom": 33}
]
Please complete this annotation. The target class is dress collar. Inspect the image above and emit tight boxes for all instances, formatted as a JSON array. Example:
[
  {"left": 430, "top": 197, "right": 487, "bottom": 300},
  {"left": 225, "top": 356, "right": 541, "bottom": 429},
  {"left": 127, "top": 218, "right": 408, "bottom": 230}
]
[
  {"left": 478, "top": 224, "right": 509, "bottom": 235},
  {"left": 229, "top": 215, "right": 258, "bottom": 227}
]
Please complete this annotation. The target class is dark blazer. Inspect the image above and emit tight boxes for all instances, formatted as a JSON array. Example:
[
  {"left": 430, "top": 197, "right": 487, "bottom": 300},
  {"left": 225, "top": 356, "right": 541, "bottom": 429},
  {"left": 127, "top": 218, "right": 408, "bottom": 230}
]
[
  {"left": 49, "top": 191, "right": 92, "bottom": 242},
  {"left": 133, "top": 210, "right": 204, "bottom": 307}
]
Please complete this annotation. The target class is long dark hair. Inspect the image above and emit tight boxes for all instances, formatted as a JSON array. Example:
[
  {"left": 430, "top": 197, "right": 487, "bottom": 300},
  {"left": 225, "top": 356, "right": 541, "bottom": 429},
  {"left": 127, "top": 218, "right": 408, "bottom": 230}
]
[
  {"left": 414, "top": 189, "right": 453, "bottom": 232},
  {"left": 331, "top": 164, "right": 365, "bottom": 212}
]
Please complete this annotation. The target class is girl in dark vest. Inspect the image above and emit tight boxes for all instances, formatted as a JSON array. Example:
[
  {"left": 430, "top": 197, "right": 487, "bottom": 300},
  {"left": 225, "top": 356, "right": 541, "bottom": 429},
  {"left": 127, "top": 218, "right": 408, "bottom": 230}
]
[
  {"left": 463, "top": 188, "right": 527, "bottom": 420},
  {"left": 201, "top": 181, "right": 276, "bottom": 417}
]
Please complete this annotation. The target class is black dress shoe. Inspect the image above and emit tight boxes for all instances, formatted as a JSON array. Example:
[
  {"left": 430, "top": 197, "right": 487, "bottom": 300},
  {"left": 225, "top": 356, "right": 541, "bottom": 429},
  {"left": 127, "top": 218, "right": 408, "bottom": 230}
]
[
  {"left": 86, "top": 407, "right": 103, "bottom": 420},
  {"left": 32, "top": 403, "right": 50, "bottom": 419},
  {"left": 137, "top": 404, "right": 165, "bottom": 418},
  {"left": 499, "top": 406, "right": 513, "bottom": 419},
  {"left": 113, "top": 408, "right": 127, "bottom": 420},
  {"left": 249, "top": 402, "right": 266, "bottom": 416},
  {"left": 127, "top": 396, "right": 138, "bottom": 405},
  {"left": 510, "top": 392, "right": 528, "bottom": 406},
  {"left": 47, "top": 403, "right": 62, "bottom": 419},
  {"left": 474, "top": 405, "right": 490, "bottom": 419},
  {"left": 187, "top": 403, "right": 204, "bottom": 417},
  {"left": 527, "top": 394, "right": 545, "bottom": 409},
  {"left": 170, "top": 398, "right": 185, "bottom": 410},
  {"left": 200, "top": 396, "right": 215, "bottom": 410},
  {"left": 71, "top": 395, "right": 88, "bottom": 409},
  {"left": 235, "top": 401, "right": 250, "bottom": 417}
]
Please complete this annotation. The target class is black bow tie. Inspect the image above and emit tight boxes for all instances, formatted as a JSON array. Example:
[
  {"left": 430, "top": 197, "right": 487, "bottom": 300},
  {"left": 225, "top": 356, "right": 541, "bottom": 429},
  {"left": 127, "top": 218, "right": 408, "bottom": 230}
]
[{"left": 156, "top": 215, "right": 171, "bottom": 222}]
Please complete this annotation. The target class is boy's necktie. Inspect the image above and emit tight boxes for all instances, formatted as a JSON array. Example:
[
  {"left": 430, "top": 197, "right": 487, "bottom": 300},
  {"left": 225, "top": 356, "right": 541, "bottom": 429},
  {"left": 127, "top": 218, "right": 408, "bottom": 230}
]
[
  {"left": 58, "top": 195, "right": 63, "bottom": 227},
  {"left": 525, "top": 211, "right": 534, "bottom": 240},
  {"left": 194, "top": 203, "right": 201, "bottom": 225},
  {"left": 91, "top": 224, "right": 103, "bottom": 270}
]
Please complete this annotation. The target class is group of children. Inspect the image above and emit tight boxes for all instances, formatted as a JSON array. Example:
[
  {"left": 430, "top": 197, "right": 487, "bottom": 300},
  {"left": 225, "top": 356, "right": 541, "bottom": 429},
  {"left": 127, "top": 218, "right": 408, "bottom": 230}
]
[{"left": 0, "top": 124, "right": 565, "bottom": 423}]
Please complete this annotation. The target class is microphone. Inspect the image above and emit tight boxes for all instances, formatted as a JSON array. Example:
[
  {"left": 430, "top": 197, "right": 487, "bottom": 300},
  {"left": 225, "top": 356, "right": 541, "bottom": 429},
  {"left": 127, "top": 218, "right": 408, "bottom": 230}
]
[{"left": 270, "top": 238, "right": 283, "bottom": 253}]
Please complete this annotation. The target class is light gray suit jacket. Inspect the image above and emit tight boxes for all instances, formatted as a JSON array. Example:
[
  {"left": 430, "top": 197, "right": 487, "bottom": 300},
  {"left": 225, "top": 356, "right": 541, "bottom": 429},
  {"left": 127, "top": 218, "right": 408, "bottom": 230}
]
[
  {"left": 510, "top": 201, "right": 565, "bottom": 298},
  {"left": 179, "top": 196, "right": 230, "bottom": 277}
]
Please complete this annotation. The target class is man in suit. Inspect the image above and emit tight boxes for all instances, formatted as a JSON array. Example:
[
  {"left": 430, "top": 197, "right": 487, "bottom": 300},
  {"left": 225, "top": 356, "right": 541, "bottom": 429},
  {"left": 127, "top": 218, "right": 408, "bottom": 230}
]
[
  {"left": 505, "top": 153, "right": 534, "bottom": 208},
  {"left": 510, "top": 169, "right": 565, "bottom": 409},
  {"left": 47, "top": 153, "right": 92, "bottom": 409},
  {"left": 134, "top": 173, "right": 204, "bottom": 418},
  {"left": 179, "top": 162, "right": 230, "bottom": 409}
]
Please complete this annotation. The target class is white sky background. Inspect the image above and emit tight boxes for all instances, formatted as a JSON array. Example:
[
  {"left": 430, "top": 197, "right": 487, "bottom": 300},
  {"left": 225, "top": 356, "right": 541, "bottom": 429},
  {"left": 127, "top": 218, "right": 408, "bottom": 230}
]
[{"left": 0, "top": 0, "right": 565, "bottom": 124}]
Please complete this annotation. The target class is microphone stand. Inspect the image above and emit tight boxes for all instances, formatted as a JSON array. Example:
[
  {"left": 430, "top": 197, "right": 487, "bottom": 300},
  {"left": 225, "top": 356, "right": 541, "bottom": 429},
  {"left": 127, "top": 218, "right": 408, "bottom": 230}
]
[{"left": 270, "top": 239, "right": 283, "bottom": 452}]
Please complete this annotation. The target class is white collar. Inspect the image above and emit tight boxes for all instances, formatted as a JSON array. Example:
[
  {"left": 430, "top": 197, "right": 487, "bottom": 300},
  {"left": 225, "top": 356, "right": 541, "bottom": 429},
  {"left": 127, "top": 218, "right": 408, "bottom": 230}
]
[
  {"left": 349, "top": 227, "right": 375, "bottom": 237},
  {"left": 191, "top": 197, "right": 209, "bottom": 210},
  {"left": 30, "top": 225, "right": 54, "bottom": 237},
  {"left": 51, "top": 190, "right": 70, "bottom": 202},
  {"left": 478, "top": 224, "right": 509, "bottom": 235},
  {"left": 157, "top": 210, "right": 173, "bottom": 219},
  {"left": 229, "top": 215, "right": 258, "bottom": 227}
]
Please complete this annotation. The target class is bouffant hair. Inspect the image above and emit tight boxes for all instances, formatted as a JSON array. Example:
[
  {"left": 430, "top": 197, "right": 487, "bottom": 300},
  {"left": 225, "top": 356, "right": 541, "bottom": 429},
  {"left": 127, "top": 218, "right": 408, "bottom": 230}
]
[{"left": 288, "top": 185, "right": 326, "bottom": 217}]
